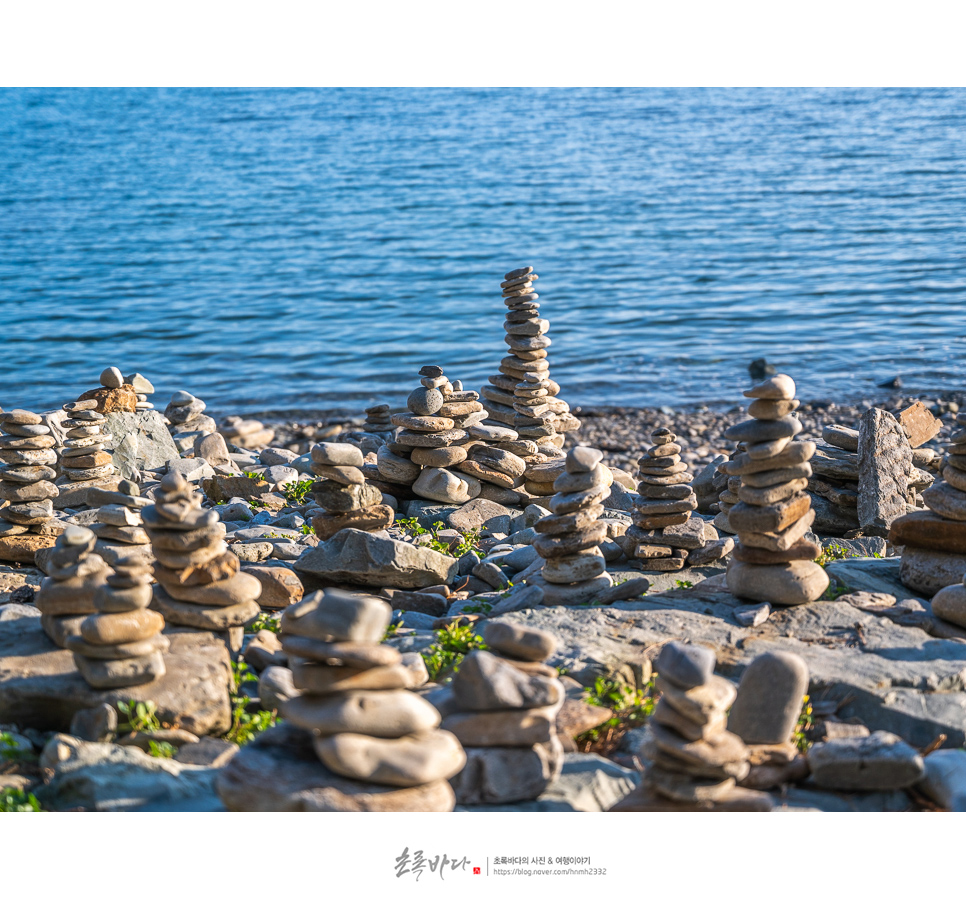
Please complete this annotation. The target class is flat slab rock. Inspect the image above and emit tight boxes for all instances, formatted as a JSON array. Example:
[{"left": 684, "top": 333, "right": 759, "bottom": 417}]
[
  {"left": 216, "top": 722, "right": 455, "bottom": 811},
  {"left": 499, "top": 557, "right": 966, "bottom": 748},
  {"left": 457, "top": 752, "right": 640, "bottom": 812},
  {"left": 0, "top": 613, "right": 232, "bottom": 736}
]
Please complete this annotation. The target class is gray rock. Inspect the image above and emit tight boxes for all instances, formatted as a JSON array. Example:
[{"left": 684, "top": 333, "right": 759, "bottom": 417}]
[
  {"left": 448, "top": 499, "right": 517, "bottom": 536},
  {"left": 258, "top": 666, "right": 297, "bottom": 712},
  {"left": 167, "top": 457, "right": 215, "bottom": 482},
  {"left": 727, "top": 651, "right": 809, "bottom": 744},
  {"left": 594, "top": 577, "right": 651, "bottom": 605},
  {"left": 807, "top": 731, "right": 925, "bottom": 790},
  {"left": 294, "top": 529, "right": 458, "bottom": 589},
  {"left": 655, "top": 641, "right": 716, "bottom": 689},
  {"left": 101, "top": 410, "right": 180, "bottom": 475},
  {"left": 69, "top": 703, "right": 118, "bottom": 742},
  {"left": 457, "top": 752, "right": 639, "bottom": 812},
  {"left": 450, "top": 737, "right": 565, "bottom": 805},
  {"left": 857, "top": 408, "right": 913, "bottom": 538},
  {"left": 693, "top": 454, "right": 728, "bottom": 514},
  {"left": 498, "top": 544, "right": 539, "bottom": 572},
  {"left": 472, "top": 561, "right": 510, "bottom": 591},
  {"left": 37, "top": 735, "right": 218, "bottom": 811},
  {"left": 483, "top": 620, "right": 556, "bottom": 661},
  {"left": 918, "top": 749, "right": 966, "bottom": 811},
  {"left": 484, "top": 584, "right": 545, "bottom": 616},
  {"left": 451, "top": 650, "right": 562, "bottom": 711}
]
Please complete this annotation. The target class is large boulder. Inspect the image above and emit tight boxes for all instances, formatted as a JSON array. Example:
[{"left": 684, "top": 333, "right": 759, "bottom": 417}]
[
  {"left": 0, "top": 613, "right": 232, "bottom": 735},
  {"left": 294, "top": 528, "right": 458, "bottom": 589},
  {"left": 101, "top": 409, "right": 180, "bottom": 477}
]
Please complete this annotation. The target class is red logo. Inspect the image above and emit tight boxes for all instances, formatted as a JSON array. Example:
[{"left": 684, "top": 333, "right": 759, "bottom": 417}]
[{"left": 473, "top": 867, "right": 481, "bottom": 875}]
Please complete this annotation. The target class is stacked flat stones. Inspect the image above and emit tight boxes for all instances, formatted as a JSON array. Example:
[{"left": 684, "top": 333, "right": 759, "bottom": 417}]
[
  {"left": 165, "top": 390, "right": 216, "bottom": 437},
  {"left": 529, "top": 446, "right": 613, "bottom": 604},
  {"left": 68, "top": 555, "right": 168, "bottom": 689},
  {"left": 59, "top": 396, "right": 117, "bottom": 493},
  {"left": 639, "top": 642, "right": 753, "bottom": 808},
  {"left": 279, "top": 590, "right": 465, "bottom": 811},
  {"left": 479, "top": 267, "right": 579, "bottom": 458},
  {"left": 0, "top": 409, "right": 59, "bottom": 552},
  {"left": 146, "top": 472, "right": 262, "bottom": 635},
  {"left": 397, "top": 366, "right": 486, "bottom": 505},
  {"left": 723, "top": 374, "right": 828, "bottom": 605},
  {"left": 37, "top": 525, "right": 110, "bottom": 648},
  {"left": 445, "top": 621, "right": 564, "bottom": 805},
  {"left": 88, "top": 479, "right": 154, "bottom": 567},
  {"left": 125, "top": 372, "right": 155, "bottom": 410},
  {"left": 626, "top": 427, "right": 707, "bottom": 571},
  {"left": 713, "top": 445, "right": 741, "bottom": 535},
  {"left": 363, "top": 404, "right": 394, "bottom": 440},
  {"left": 309, "top": 442, "right": 394, "bottom": 540},
  {"left": 898, "top": 412, "right": 966, "bottom": 606}
]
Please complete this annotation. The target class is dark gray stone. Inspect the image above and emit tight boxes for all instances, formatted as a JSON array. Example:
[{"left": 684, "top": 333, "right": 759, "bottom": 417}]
[
  {"left": 102, "top": 409, "right": 180, "bottom": 476},
  {"left": 858, "top": 408, "right": 913, "bottom": 538},
  {"left": 655, "top": 641, "right": 715, "bottom": 690}
]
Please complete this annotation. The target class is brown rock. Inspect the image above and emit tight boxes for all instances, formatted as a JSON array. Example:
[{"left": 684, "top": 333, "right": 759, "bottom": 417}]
[
  {"left": 76, "top": 385, "right": 138, "bottom": 414},
  {"left": 242, "top": 565, "right": 304, "bottom": 609},
  {"left": 899, "top": 402, "right": 942, "bottom": 449}
]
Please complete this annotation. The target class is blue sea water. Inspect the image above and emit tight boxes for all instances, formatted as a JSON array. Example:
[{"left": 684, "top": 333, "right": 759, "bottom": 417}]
[{"left": 0, "top": 87, "right": 964, "bottom": 415}]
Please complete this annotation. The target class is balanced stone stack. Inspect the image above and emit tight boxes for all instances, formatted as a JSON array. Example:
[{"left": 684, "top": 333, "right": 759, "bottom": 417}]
[
  {"left": 614, "top": 642, "right": 771, "bottom": 811},
  {"left": 37, "top": 525, "right": 110, "bottom": 648},
  {"left": 88, "top": 479, "right": 154, "bottom": 568},
  {"left": 219, "top": 416, "right": 275, "bottom": 451},
  {"left": 58, "top": 397, "right": 118, "bottom": 496},
  {"left": 445, "top": 621, "right": 564, "bottom": 805},
  {"left": 164, "top": 390, "right": 217, "bottom": 438},
  {"left": 362, "top": 404, "right": 394, "bottom": 440},
  {"left": 0, "top": 409, "right": 61, "bottom": 561},
  {"left": 124, "top": 372, "right": 155, "bottom": 411},
  {"left": 624, "top": 427, "right": 708, "bottom": 571},
  {"left": 309, "top": 442, "right": 394, "bottom": 540},
  {"left": 528, "top": 446, "right": 613, "bottom": 603},
  {"left": 396, "top": 366, "right": 486, "bottom": 505},
  {"left": 68, "top": 556, "right": 168, "bottom": 689},
  {"left": 712, "top": 446, "right": 742, "bottom": 535},
  {"left": 892, "top": 411, "right": 966, "bottom": 597},
  {"left": 722, "top": 375, "right": 828, "bottom": 605},
  {"left": 479, "top": 267, "right": 579, "bottom": 458},
  {"left": 279, "top": 590, "right": 465, "bottom": 811},
  {"left": 146, "top": 472, "right": 262, "bottom": 643}
]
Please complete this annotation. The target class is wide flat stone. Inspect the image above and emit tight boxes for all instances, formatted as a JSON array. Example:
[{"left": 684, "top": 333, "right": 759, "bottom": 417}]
[
  {"left": 102, "top": 410, "right": 180, "bottom": 477},
  {"left": 0, "top": 613, "right": 232, "bottom": 735}
]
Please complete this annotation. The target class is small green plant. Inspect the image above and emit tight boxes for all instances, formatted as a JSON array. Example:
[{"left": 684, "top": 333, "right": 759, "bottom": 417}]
[
  {"left": 816, "top": 542, "right": 882, "bottom": 566},
  {"left": 148, "top": 740, "right": 177, "bottom": 759},
  {"left": 458, "top": 599, "right": 494, "bottom": 615},
  {"left": 674, "top": 579, "right": 694, "bottom": 590},
  {"left": 420, "top": 622, "right": 488, "bottom": 682},
  {"left": 242, "top": 470, "right": 266, "bottom": 481},
  {"left": 224, "top": 661, "right": 277, "bottom": 746},
  {"left": 117, "top": 700, "right": 162, "bottom": 734},
  {"left": 247, "top": 610, "right": 281, "bottom": 634},
  {"left": 577, "top": 675, "right": 657, "bottom": 755},
  {"left": 0, "top": 731, "right": 22, "bottom": 761},
  {"left": 793, "top": 695, "right": 814, "bottom": 753},
  {"left": 281, "top": 478, "right": 313, "bottom": 504},
  {"left": 395, "top": 518, "right": 481, "bottom": 557},
  {"left": 0, "top": 788, "right": 43, "bottom": 812},
  {"left": 820, "top": 581, "right": 849, "bottom": 602},
  {"left": 383, "top": 620, "right": 400, "bottom": 641},
  {"left": 300, "top": 523, "right": 315, "bottom": 536}
]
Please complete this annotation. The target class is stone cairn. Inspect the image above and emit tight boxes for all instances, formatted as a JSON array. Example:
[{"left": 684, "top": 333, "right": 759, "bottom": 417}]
[
  {"left": 614, "top": 642, "right": 771, "bottom": 812},
  {"left": 125, "top": 372, "right": 155, "bottom": 411},
  {"left": 87, "top": 478, "right": 154, "bottom": 568},
  {"left": 59, "top": 396, "right": 117, "bottom": 495},
  {"left": 444, "top": 621, "right": 564, "bottom": 805},
  {"left": 722, "top": 374, "right": 829, "bottom": 605},
  {"left": 219, "top": 416, "right": 275, "bottom": 452},
  {"left": 309, "top": 442, "right": 394, "bottom": 540},
  {"left": 712, "top": 446, "right": 741, "bottom": 535},
  {"left": 279, "top": 590, "right": 465, "bottom": 811},
  {"left": 893, "top": 411, "right": 966, "bottom": 601},
  {"left": 164, "top": 390, "right": 217, "bottom": 455},
  {"left": 624, "top": 427, "right": 709, "bottom": 571},
  {"left": 479, "top": 267, "right": 579, "bottom": 466},
  {"left": 0, "top": 409, "right": 61, "bottom": 561},
  {"left": 393, "top": 366, "right": 487, "bottom": 505},
  {"left": 528, "top": 446, "right": 613, "bottom": 603},
  {"left": 37, "top": 525, "right": 110, "bottom": 648},
  {"left": 68, "top": 555, "right": 168, "bottom": 689},
  {"left": 363, "top": 404, "right": 394, "bottom": 440},
  {"left": 145, "top": 472, "right": 262, "bottom": 645}
]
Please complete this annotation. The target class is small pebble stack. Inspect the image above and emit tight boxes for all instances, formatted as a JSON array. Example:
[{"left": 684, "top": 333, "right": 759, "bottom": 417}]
[
  {"left": 59, "top": 394, "right": 117, "bottom": 493},
  {"left": 480, "top": 267, "right": 580, "bottom": 460},
  {"left": 145, "top": 472, "right": 262, "bottom": 639},
  {"left": 919, "top": 414, "right": 966, "bottom": 627},
  {"left": 625, "top": 427, "right": 708, "bottom": 570},
  {"left": 394, "top": 366, "right": 486, "bottom": 505},
  {"left": 124, "top": 372, "right": 155, "bottom": 411},
  {"left": 219, "top": 416, "right": 275, "bottom": 451},
  {"left": 528, "top": 446, "right": 614, "bottom": 604},
  {"left": 0, "top": 409, "right": 60, "bottom": 557},
  {"left": 279, "top": 590, "right": 465, "bottom": 811},
  {"left": 87, "top": 479, "right": 155, "bottom": 567},
  {"left": 37, "top": 525, "right": 110, "bottom": 648},
  {"left": 722, "top": 374, "right": 828, "bottom": 605},
  {"left": 713, "top": 446, "right": 743, "bottom": 535},
  {"left": 362, "top": 404, "right": 394, "bottom": 440},
  {"left": 68, "top": 556, "right": 168, "bottom": 689},
  {"left": 633, "top": 642, "right": 760, "bottom": 810},
  {"left": 445, "top": 621, "right": 565, "bottom": 805},
  {"left": 164, "top": 390, "right": 216, "bottom": 436},
  {"left": 309, "top": 442, "right": 394, "bottom": 540}
]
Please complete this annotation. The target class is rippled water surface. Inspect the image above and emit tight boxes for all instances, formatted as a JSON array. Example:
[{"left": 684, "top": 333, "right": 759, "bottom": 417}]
[{"left": 1, "top": 87, "right": 964, "bottom": 414}]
